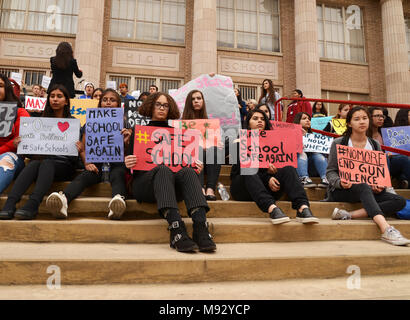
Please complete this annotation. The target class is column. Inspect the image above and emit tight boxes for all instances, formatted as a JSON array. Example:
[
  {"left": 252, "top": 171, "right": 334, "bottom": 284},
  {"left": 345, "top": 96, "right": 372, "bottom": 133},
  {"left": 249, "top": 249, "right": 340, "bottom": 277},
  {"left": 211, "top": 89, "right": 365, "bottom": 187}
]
[
  {"left": 381, "top": 0, "right": 410, "bottom": 104},
  {"left": 191, "top": 0, "right": 217, "bottom": 79},
  {"left": 74, "top": 0, "right": 105, "bottom": 88},
  {"left": 294, "top": 0, "right": 321, "bottom": 99}
]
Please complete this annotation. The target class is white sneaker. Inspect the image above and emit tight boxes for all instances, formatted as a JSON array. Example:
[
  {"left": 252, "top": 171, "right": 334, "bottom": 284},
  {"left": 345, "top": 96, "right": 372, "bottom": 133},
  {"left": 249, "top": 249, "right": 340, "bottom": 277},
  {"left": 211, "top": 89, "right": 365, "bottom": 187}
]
[
  {"left": 108, "top": 194, "right": 126, "bottom": 220},
  {"left": 331, "top": 207, "right": 351, "bottom": 220},
  {"left": 46, "top": 192, "right": 68, "bottom": 219},
  {"left": 381, "top": 226, "right": 410, "bottom": 246}
]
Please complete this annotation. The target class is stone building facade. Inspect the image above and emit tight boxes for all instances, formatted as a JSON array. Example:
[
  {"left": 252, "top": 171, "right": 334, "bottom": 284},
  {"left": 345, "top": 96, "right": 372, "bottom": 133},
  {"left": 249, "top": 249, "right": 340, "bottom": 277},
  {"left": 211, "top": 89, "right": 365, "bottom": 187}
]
[{"left": 0, "top": 0, "right": 409, "bottom": 115}]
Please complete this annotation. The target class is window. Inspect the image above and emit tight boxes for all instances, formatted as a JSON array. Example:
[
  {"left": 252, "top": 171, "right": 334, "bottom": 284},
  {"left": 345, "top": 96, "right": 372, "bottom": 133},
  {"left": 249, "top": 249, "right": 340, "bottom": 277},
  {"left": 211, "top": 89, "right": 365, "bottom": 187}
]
[
  {"left": 406, "top": 18, "right": 410, "bottom": 67},
  {"left": 237, "top": 85, "right": 257, "bottom": 101},
  {"left": 0, "top": 0, "right": 79, "bottom": 34},
  {"left": 217, "top": 0, "right": 280, "bottom": 52},
  {"left": 0, "top": 67, "right": 19, "bottom": 77},
  {"left": 107, "top": 75, "right": 182, "bottom": 93},
  {"left": 110, "top": 0, "right": 186, "bottom": 44},
  {"left": 317, "top": 4, "right": 365, "bottom": 63},
  {"left": 24, "top": 70, "right": 46, "bottom": 86},
  {"left": 321, "top": 90, "right": 369, "bottom": 115}
]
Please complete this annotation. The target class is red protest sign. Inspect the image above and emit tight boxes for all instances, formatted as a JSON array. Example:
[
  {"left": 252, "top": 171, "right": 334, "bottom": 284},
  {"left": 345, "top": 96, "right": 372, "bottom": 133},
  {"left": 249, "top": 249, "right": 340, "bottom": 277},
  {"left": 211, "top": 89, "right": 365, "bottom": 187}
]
[
  {"left": 239, "top": 129, "right": 298, "bottom": 169},
  {"left": 169, "top": 119, "right": 221, "bottom": 148},
  {"left": 270, "top": 121, "right": 303, "bottom": 153},
  {"left": 336, "top": 144, "right": 391, "bottom": 187},
  {"left": 132, "top": 125, "right": 201, "bottom": 172}
]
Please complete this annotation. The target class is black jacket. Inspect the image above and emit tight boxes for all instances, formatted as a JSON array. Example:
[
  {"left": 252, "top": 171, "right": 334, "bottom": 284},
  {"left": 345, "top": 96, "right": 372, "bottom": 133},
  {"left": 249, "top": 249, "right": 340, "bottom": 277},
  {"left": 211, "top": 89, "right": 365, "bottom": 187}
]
[{"left": 48, "top": 57, "right": 82, "bottom": 98}]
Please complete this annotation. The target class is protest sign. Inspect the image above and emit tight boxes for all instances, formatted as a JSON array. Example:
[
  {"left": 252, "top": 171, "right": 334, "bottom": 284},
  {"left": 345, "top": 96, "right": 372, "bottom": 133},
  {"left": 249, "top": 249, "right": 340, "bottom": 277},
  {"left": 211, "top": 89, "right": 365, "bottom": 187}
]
[
  {"left": 123, "top": 100, "right": 151, "bottom": 128},
  {"left": 169, "top": 119, "right": 221, "bottom": 148},
  {"left": 25, "top": 96, "right": 47, "bottom": 111},
  {"left": 381, "top": 126, "right": 410, "bottom": 154},
  {"left": 336, "top": 144, "right": 391, "bottom": 187},
  {"left": 0, "top": 102, "right": 18, "bottom": 138},
  {"left": 239, "top": 129, "right": 298, "bottom": 169},
  {"left": 106, "top": 81, "right": 117, "bottom": 90},
  {"left": 41, "top": 76, "right": 51, "bottom": 89},
  {"left": 311, "top": 116, "right": 333, "bottom": 131},
  {"left": 11, "top": 72, "right": 22, "bottom": 86},
  {"left": 70, "top": 99, "right": 98, "bottom": 126},
  {"left": 332, "top": 118, "right": 347, "bottom": 135},
  {"left": 170, "top": 74, "right": 240, "bottom": 139},
  {"left": 270, "top": 121, "right": 303, "bottom": 153},
  {"left": 303, "top": 133, "right": 333, "bottom": 154},
  {"left": 132, "top": 125, "right": 201, "bottom": 172},
  {"left": 85, "top": 108, "right": 124, "bottom": 163},
  {"left": 17, "top": 117, "right": 80, "bottom": 156}
]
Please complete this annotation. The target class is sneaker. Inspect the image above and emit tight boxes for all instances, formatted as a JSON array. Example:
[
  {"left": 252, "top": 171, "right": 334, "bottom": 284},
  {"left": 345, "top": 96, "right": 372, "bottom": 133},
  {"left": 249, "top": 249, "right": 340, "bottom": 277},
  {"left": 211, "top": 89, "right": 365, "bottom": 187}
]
[
  {"left": 386, "top": 187, "right": 397, "bottom": 195},
  {"left": 269, "top": 207, "right": 291, "bottom": 225},
  {"left": 108, "top": 194, "right": 126, "bottom": 220},
  {"left": 318, "top": 177, "right": 329, "bottom": 188},
  {"left": 381, "top": 226, "right": 410, "bottom": 246},
  {"left": 300, "top": 177, "right": 316, "bottom": 188},
  {"left": 296, "top": 207, "right": 319, "bottom": 224},
  {"left": 331, "top": 207, "right": 351, "bottom": 220},
  {"left": 46, "top": 192, "right": 68, "bottom": 219}
]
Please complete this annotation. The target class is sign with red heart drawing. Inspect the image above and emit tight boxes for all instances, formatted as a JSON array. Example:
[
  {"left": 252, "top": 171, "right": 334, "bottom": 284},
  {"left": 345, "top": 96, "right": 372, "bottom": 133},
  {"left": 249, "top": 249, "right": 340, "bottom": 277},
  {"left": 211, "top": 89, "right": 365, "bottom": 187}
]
[{"left": 17, "top": 117, "right": 80, "bottom": 156}]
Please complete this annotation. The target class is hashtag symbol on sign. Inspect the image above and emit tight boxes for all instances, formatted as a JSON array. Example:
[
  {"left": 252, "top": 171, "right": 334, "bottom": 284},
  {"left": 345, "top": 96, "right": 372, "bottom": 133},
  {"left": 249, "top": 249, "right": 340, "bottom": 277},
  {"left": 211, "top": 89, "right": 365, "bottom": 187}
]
[
  {"left": 136, "top": 130, "right": 149, "bottom": 144},
  {"left": 23, "top": 145, "right": 28, "bottom": 150}
]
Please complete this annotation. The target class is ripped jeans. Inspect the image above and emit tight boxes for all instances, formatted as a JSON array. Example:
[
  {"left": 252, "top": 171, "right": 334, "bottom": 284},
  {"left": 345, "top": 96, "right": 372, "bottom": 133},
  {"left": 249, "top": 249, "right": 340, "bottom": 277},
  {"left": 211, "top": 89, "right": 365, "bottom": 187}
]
[{"left": 0, "top": 152, "right": 25, "bottom": 194}]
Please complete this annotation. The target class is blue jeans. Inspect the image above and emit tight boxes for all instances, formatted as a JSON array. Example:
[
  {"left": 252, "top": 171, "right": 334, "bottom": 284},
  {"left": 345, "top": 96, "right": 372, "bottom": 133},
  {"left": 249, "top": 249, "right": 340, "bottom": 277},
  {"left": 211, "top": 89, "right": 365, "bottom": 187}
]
[
  {"left": 388, "top": 155, "right": 410, "bottom": 183},
  {"left": 0, "top": 152, "right": 25, "bottom": 194},
  {"left": 297, "top": 152, "right": 328, "bottom": 179}
]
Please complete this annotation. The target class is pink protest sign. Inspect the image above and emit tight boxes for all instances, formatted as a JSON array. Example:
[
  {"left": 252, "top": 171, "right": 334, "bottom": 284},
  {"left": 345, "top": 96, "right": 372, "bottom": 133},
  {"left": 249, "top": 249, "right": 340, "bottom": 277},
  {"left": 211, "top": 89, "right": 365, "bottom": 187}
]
[
  {"left": 168, "top": 119, "right": 221, "bottom": 148},
  {"left": 270, "top": 121, "right": 303, "bottom": 153},
  {"left": 132, "top": 125, "right": 201, "bottom": 172},
  {"left": 337, "top": 144, "right": 391, "bottom": 187},
  {"left": 239, "top": 129, "right": 298, "bottom": 169}
]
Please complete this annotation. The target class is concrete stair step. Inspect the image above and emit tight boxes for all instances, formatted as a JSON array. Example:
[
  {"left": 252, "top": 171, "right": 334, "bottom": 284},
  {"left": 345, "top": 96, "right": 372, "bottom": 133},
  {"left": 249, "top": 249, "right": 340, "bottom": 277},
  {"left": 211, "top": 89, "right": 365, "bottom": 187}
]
[
  {"left": 0, "top": 196, "right": 364, "bottom": 218},
  {"left": 1, "top": 240, "right": 410, "bottom": 285},
  {"left": 0, "top": 217, "right": 409, "bottom": 244}
]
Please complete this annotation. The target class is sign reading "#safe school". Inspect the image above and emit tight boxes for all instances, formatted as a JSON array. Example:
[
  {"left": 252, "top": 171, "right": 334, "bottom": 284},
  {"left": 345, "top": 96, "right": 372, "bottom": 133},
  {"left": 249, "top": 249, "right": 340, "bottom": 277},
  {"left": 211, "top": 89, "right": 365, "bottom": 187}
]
[
  {"left": 336, "top": 144, "right": 391, "bottom": 187},
  {"left": 239, "top": 129, "right": 298, "bottom": 169},
  {"left": 18, "top": 117, "right": 80, "bottom": 156},
  {"left": 85, "top": 108, "right": 124, "bottom": 163},
  {"left": 132, "top": 125, "right": 201, "bottom": 172}
]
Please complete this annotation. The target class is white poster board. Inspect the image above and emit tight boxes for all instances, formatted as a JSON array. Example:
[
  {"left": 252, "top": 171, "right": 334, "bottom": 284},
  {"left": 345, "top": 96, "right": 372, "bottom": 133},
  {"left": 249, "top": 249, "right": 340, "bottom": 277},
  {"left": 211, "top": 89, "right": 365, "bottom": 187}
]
[
  {"left": 25, "top": 96, "right": 47, "bottom": 111},
  {"left": 41, "top": 76, "right": 52, "bottom": 89},
  {"left": 106, "top": 81, "right": 117, "bottom": 90},
  {"left": 303, "top": 133, "right": 333, "bottom": 154},
  {"left": 11, "top": 72, "right": 22, "bottom": 86}
]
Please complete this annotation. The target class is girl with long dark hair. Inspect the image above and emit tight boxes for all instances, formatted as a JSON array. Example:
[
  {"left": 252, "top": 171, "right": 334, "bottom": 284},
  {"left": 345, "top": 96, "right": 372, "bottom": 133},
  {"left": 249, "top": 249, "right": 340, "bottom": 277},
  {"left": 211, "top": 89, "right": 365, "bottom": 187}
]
[
  {"left": 286, "top": 89, "right": 312, "bottom": 123},
  {"left": 327, "top": 106, "right": 408, "bottom": 246},
  {"left": 0, "top": 85, "right": 80, "bottom": 220},
  {"left": 0, "top": 74, "right": 29, "bottom": 194},
  {"left": 230, "top": 109, "right": 319, "bottom": 225},
  {"left": 258, "top": 79, "right": 281, "bottom": 120},
  {"left": 48, "top": 42, "right": 83, "bottom": 98},
  {"left": 124, "top": 92, "right": 216, "bottom": 253},
  {"left": 46, "top": 89, "right": 131, "bottom": 220}
]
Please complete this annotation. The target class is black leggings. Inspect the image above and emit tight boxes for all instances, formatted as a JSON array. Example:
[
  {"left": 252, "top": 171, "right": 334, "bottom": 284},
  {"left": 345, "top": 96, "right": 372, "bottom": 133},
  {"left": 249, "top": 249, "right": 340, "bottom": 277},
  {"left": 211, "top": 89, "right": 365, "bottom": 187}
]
[
  {"left": 3, "top": 159, "right": 74, "bottom": 212},
  {"left": 63, "top": 163, "right": 127, "bottom": 203},
  {"left": 198, "top": 147, "right": 222, "bottom": 191},
  {"left": 230, "top": 166, "right": 310, "bottom": 213},
  {"left": 132, "top": 165, "right": 209, "bottom": 216},
  {"left": 328, "top": 183, "right": 406, "bottom": 218}
]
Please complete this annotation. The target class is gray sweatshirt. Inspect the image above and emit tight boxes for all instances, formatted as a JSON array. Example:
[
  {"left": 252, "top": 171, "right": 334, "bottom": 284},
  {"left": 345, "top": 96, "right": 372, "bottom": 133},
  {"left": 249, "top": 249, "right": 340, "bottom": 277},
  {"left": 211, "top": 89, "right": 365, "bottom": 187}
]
[{"left": 326, "top": 136, "right": 381, "bottom": 190}]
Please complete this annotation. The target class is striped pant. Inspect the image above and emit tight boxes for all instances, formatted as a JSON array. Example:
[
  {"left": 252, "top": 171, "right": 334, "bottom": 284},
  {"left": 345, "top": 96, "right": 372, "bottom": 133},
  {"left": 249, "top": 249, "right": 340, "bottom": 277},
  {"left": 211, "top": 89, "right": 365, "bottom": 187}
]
[{"left": 132, "top": 165, "right": 209, "bottom": 216}]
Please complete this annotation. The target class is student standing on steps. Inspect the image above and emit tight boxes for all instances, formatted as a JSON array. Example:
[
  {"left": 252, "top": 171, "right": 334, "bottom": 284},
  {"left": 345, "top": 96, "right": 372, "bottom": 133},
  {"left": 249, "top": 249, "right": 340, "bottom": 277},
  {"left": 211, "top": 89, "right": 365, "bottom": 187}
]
[
  {"left": 182, "top": 90, "right": 222, "bottom": 201},
  {"left": 0, "top": 85, "right": 80, "bottom": 220},
  {"left": 328, "top": 106, "right": 409, "bottom": 246},
  {"left": 230, "top": 109, "right": 319, "bottom": 225},
  {"left": 46, "top": 89, "right": 131, "bottom": 220},
  {"left": 124, "top": 92, "right": 216, "bottom": 253}
]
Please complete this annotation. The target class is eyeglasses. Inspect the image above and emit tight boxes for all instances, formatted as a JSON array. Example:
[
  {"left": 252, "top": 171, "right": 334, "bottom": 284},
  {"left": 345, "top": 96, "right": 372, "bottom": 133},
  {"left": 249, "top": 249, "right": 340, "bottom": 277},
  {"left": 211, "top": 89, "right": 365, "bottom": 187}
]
[
  {"left": 102, "top": 97, "right": 117, "bottom": 103},
  {"left": 154, "top": 102, "right": 170, "bottom": 110},
  {"left": 372, "top": 115, "right": 386, "bottom": 119}
]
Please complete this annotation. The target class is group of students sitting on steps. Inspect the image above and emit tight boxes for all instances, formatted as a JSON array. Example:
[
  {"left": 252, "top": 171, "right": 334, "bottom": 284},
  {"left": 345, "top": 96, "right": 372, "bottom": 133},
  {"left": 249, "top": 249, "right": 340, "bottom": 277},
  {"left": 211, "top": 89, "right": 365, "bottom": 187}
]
[{"left": 0, "top": 73, "right": 409, "bottom": 254}]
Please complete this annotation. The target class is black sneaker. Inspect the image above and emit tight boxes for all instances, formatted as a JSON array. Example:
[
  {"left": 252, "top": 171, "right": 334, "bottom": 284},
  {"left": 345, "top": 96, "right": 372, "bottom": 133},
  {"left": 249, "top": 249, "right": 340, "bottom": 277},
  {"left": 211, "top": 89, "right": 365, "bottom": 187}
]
[
  {"left": 296, "top": 208, "right": 319, "bottom": 224},
  {"left": 14, "top": 209, "right": 37, "bottom": 220},
  {"left": 269, "top": 207, "right": 290, "bottom": 225},
  {"left": 193, "top": 221, "right": 217, "bottom": 252},
  {"left": 300, "top": 177, "right": 316, "bottom": 188},
  {"left": 0, "top": 210, "right": 15, "bottom": 220},
  {"left": 168, "top": 221, "right": 199, "bottom": 253}
]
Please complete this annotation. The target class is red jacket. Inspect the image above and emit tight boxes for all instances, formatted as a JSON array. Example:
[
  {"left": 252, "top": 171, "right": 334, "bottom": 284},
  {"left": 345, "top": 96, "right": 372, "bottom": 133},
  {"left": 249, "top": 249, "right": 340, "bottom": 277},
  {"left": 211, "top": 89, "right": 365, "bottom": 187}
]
[
  {"left": 0, "top": 108, "right": 30, "bottom": 154},
  {"left": 286, "top": 100, "right": 312, "bottom": 123}
]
